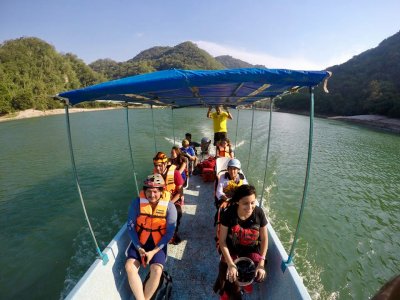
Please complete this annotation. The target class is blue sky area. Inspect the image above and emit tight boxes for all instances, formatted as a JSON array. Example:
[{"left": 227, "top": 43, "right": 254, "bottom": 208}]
[{"left": 1, "top": 0, "right": 400, "bottom": 70}]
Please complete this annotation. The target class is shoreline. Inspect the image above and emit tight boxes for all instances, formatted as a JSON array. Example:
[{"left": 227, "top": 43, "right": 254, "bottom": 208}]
[
  {"left": 2, "top": 108, "right": 400, "bottom": 134},
  {"left": 328, "top": 115, "right": 400, "bottom": 134},
  {"left": 276, "top": 110, "right": 400, "bottom": 134},
  {"left": 0, "top": 107, "right": 123, "bottom": 123}
]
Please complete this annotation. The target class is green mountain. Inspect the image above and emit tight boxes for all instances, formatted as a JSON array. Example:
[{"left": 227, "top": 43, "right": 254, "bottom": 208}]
[
  {"left": 215, "top": 55, "right": 265, "bottom": 69},
  {"left": 90, "top": 41, "right": 225, "bottom": 80},
  {"left": 276, "top": 31, "right": 400, "bottom": 118},
  {"left": 0, "top": 37, "right": 106, "bottom": 114},
  {"left": 2, "top": 34, "right": 399, "bottom": 118}
]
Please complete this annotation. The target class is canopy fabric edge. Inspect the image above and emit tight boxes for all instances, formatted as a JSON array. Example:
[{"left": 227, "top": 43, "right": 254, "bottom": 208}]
[{"left": 57, "top": 68, "right": 331, "bottom": 108}]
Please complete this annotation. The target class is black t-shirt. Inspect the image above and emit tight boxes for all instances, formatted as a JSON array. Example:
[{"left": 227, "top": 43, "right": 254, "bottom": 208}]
[{"left": 220, "top": 205, "right": 267, "bottom": 255}]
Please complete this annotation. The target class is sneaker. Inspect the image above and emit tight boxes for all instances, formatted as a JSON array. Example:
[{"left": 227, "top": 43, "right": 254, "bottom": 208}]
[
  {"left": 169, "top": 233, "right": 182, "bottom": 245},
  {"left": 243, "top": 284, "right": 253, "bottom": 294},
  {"left": 173, "top": 233, "right": 182, "bottom": 245}
]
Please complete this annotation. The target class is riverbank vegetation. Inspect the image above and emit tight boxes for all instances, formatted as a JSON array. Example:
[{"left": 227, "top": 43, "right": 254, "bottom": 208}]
[{"left": 1, "top": 32, "right": 399, "bottom": 118}]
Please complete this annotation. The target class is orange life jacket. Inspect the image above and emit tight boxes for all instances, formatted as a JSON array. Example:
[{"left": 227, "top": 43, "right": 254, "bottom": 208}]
[
  {"left": 164, "top": 164, "right": 177, "bottom": 193},
  {"left": 135, "top": 192, "right": 171, "bottom": 245},
  {"left": 153, "top": 165, "right": 177, "bottom": 194},
  {"left": 217, "top": 145, "right": 231, "bottom": 158}
]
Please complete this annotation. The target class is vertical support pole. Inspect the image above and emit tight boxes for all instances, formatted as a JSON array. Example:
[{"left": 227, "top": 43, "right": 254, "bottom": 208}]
[
  {"left": 151, "top": 105, "right": 157, "bottom": 153},
  {"left": 125, "top": 104, "right": 139, "bottom": 197},
  {"left": 171, "top": 107, "right": 176, "bottom": 145},
  {"left": 283, "top": 87, "right": 314, "bottom": 271},
  {"left": 234, "top": 108, "right": 240, "bottom": 148},
  {"left": 246, "top": 105, "right": 256, "bottom": 174},
  {"left": 64, "top": 103, "right": 108, "bottom": 265},
  {"left": 259, "top": 99, "right": 273, "bottom": 208}
]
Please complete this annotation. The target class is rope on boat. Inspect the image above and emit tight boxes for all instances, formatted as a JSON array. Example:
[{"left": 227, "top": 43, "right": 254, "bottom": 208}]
[
  {"left": 283, "top": 87, "right": 314, "bottom": 270},
  {"left": 234, "top": 108, "right": 240, "bottom": 148},
  {"left": 64, "top": 104, "right": 109, "bottom": 265},
  {"left": 246, "top": 105, "right": 256, "bottom": 174},
  {"left": 259, "top": 99, "right": 273, "bottom": 207},
  {"left": 125, "top": 105, "right": 139, "bottom": 197},
  {"left": 171, "top": 107, "right": 176, "bottom": 145},
  {"left": 150, "top": 105, "right": 158, "bottom": 153}
]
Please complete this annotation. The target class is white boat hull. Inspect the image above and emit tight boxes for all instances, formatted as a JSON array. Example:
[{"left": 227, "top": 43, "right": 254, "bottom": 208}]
[{"left": 66, "top": 176, "right": 311, "bottom": 300}]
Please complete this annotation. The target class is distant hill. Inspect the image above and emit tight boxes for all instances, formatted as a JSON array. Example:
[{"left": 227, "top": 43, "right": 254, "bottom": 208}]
[
  {"left": 276, "top": 31, "right": 400, "bottom": 118},
  {"left": 90, "top": 41, "right": 225, "bottom": 80},
  {"left": 2, "top": 35, "right": 399, "bottom": 118},
  {"left": 215, "top": 55, "right": 266, "bottom": 69}
]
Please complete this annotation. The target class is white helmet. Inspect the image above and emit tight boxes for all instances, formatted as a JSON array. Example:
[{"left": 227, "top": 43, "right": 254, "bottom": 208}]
[{"left": 228, "top": 158, "right": 241, "bottom": 170}]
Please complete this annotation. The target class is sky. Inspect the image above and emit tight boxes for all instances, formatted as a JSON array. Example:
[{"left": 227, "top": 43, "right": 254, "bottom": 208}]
[{"left": 1, "top": 0, "right": 400, "bottom": 70}]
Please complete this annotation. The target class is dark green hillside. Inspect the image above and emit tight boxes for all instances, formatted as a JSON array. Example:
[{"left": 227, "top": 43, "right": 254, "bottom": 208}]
[
  {"left": 0, "top": 37, "right": 105, "bottom": 114},
  {"left": 90, "top": 42, "right": 225, "bottom": 80},
  {"left": 131, "top": 46, "right": 171, "bottom": 61},
  {"left": 276, "top": 31, "right": 400, "bottom": 118},
  {"left": 148, "top": 41, "right": 225, "bottom": 70},
  {"left": 216, "top": 55, "right": 255, "bottom": 69}
]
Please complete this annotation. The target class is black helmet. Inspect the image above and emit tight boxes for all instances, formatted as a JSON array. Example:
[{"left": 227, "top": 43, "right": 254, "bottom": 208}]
[{"left": 234, "top": 257, "right": 256, "bottom": 286}]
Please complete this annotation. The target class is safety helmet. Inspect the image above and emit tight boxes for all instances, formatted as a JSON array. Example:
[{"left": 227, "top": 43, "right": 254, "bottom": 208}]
[
  {"left": 228, "top": 158, "right": 241, "bottom": 170},
  {"left": 153, "top": 152, "right": 168, "bottom": 164},
  {"left": 143, "top": 174, "right": 165, "bottom": 188},
  {"left": 234, "top": 257, "right": 256, "bottom": 286},
  {"left": 201, "top": 137, "right": 210, "bottom": 144}
]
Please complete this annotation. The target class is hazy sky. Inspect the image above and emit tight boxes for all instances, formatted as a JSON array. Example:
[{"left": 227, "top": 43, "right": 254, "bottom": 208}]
[{"left": 1, "top": 0, "right": 399, "bottom": 70}]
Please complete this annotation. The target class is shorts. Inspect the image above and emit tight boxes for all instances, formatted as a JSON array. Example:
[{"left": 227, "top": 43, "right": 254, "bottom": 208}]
[
  {"left": 214, "top": 132, "right": 227, "bottom": 146},
  {"left": 127, "top": 238, "right": 167, "bottom": 266}
]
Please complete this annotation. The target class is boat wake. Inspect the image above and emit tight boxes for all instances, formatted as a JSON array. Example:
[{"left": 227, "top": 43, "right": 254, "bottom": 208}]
[
  {"left": 59, "top": 211, "right": 124, "bottom": 299},
  {"left": 257, "top": 177, "right": 337, "bottom": 300}
]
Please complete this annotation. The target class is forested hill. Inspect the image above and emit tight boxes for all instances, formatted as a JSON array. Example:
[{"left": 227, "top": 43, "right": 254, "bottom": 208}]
[
  {"left": 215, "top": 55, "right": 266, "bottom": 69},
  {"left": 90, "top": 42, "right": 225, "bottom": 80},
  {"left": 1, "top": 34, "right": 400, "bottom": 118},
  {"left": 0, "top": 37, "right": 106, "bottom": 114},
  {"left": 276, "top": 31, "right": 400, "bottom": 118}
]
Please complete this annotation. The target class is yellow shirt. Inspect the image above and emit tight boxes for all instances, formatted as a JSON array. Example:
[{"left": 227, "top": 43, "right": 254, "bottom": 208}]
[{"left": 210, "top": 111, "right": 229, "bottom": 133}]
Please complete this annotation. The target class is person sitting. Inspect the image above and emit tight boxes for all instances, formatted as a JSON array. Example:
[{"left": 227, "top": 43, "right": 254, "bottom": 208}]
[
  {"left": 213, "top": 185, "right": 268, "bottom": 300},
  {"left": 215, "top": 158, "right": 247, "bottom": 208},
  {"left": 170, "top": 146, "right": 188, "bottom": 182},
  {"left": 180, "top": 139, "right": 198, "bottom": 174},
  {"left": 216, "top": 138, "right": 234, "bottom": 159},
  {"left": 153, "top": 152, "right": 184, "bottom": 245},
  {"left": 185, "top": 133, "right": 200, "bottom": 155},
  {"left": 200, "top": 137, "right": 212, "bottom": 155},
  {"left": 125, "top": 174, "right": 177, "bottom": 300}
]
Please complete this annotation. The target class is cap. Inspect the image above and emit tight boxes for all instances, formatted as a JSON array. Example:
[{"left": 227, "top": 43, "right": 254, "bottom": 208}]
[
  {"left": 153, "top": 152, "right": 168, "bottom": 164},
  {"left": 201, "top": 137, "right": 210, "bottom": 144},
  {"left": 143, "top": 174, "right": 165, "bottom": 188},
  {"left": 228, "top": 158, "right": 241, "bottom": 170}
]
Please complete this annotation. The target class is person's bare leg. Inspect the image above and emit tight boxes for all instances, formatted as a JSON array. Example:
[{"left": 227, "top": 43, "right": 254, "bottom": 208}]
[
  {"left": 125, "top": 258, "right": 145, "bottom": 300},
  {"left": 144, "top": 264, "right": 163, "bottom": 300}
]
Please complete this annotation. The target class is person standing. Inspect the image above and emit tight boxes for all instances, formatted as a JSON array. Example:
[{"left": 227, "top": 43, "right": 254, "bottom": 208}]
[{"left": 207, "top": 105, "right": 233, "bottom": 146}]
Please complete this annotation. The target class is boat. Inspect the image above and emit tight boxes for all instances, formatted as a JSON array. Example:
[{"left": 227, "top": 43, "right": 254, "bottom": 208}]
[{"left": 56, "top": 68, "right": 331, "bottom": 299}]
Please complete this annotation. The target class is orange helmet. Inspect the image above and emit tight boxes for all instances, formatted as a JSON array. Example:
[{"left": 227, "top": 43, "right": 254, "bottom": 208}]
[
  {"left": 153, "top": 152, "right": 168, "bottom": 164},
  {"left": 143, "top": 174, "right": 165, "bottom": 188}
]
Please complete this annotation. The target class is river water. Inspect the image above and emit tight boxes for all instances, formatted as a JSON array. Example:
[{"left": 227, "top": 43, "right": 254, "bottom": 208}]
[{"left": 0, "top": 108, "right": 399, "bottom": 300}]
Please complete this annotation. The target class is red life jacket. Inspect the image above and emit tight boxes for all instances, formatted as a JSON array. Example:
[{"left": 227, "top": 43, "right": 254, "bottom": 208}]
[{"left": 230, "top": 224, "right": 260, "bottom": 247}]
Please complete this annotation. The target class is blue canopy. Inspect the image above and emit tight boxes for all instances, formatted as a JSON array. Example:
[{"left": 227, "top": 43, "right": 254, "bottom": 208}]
[{"left": 58, "top": 68, "right": 330, "bottom": 107}]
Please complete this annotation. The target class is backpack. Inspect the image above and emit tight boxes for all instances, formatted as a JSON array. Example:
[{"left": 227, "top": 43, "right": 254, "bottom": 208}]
[{"left": 143, "top": 270, "right": 173, "bottom": 300}]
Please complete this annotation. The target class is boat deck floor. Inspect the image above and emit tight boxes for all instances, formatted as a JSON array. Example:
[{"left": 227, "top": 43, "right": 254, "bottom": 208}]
[{"left": 136, "top": 175, "right": 262, "bottom": 299}]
